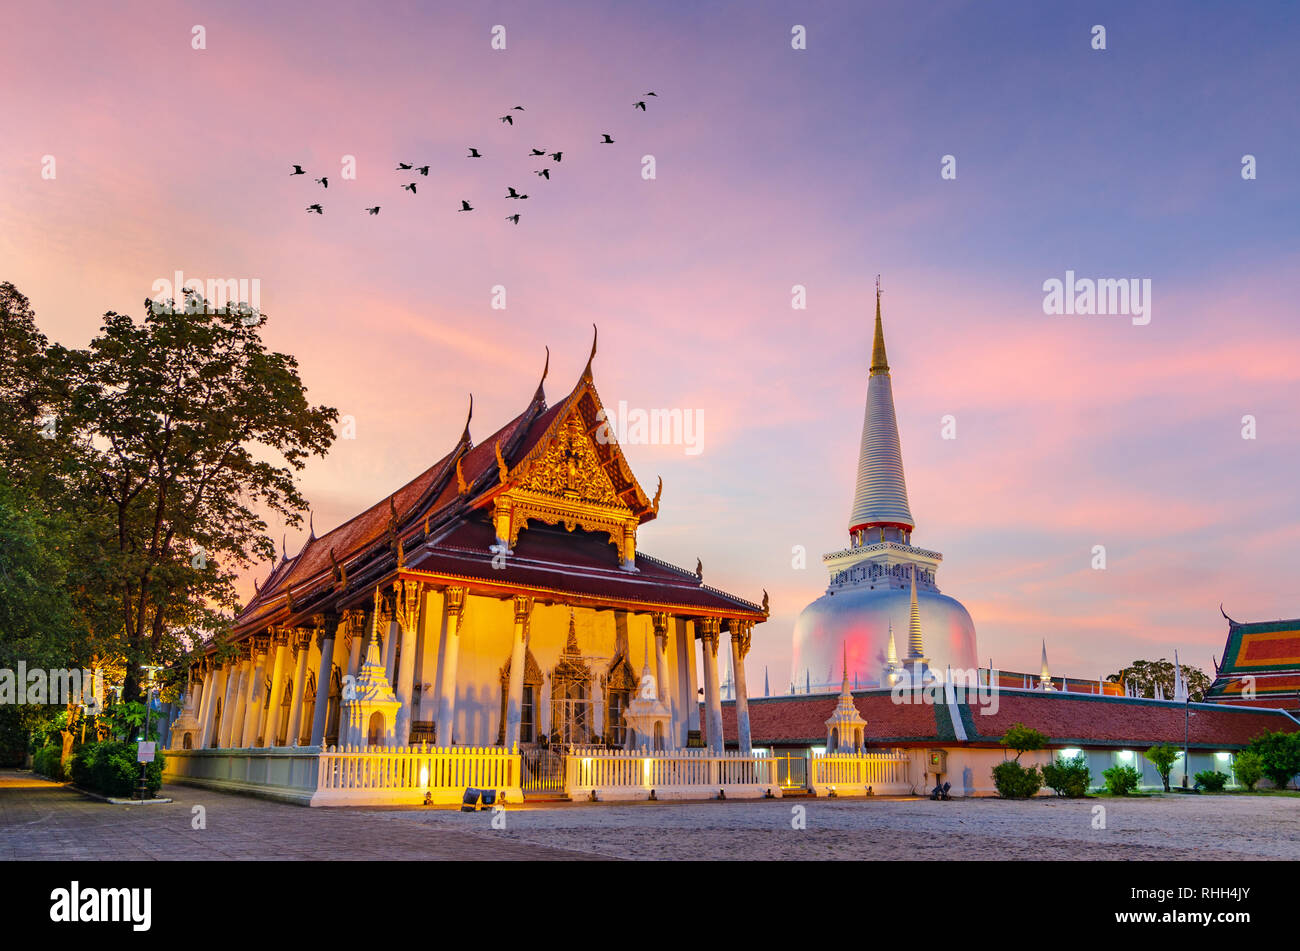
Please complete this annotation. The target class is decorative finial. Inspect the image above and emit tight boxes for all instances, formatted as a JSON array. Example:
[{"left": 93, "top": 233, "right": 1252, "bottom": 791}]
[
  {"left": 870, "top": 274, "right": 889, "bottom": 376},
  {"left": 695, "top": 557, "right": 703, "bottom": 580},
  {"left": 308, "top": 510, "right": 315, "bottom": 539},
  {"left": 396, "top": 535, "right": 406, "bottom": 569},
  {"left": 651, "top": 475, "right": 662, "bottom": 513},
  {"left": 460, "top": 394, "right": 474, "bottom": 445},
  {"left": 495, "top": 440, "right": 509, "bottom": 482},
  {"left": 280, "top": 534, "right": 287, "bottom": 562},
  {"left": 329, "top": 547, "right": 347, "bottom": 589},
  {"left": 456, "top": 456, "right": 468, "bottom": 495},
  {"left": 533, "top": 346, "right": 549, "bottom": 403},
  {"left": 582, "top": 324, "right": 598, "bottom": 379},
  {"left": 761, "top": 589, "right": 769, "bottom": 614}
]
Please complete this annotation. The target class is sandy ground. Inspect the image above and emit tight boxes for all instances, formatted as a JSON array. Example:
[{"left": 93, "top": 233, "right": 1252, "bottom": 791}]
[{"left": 363, "top": 792, "right": 1300, "bottom": 861}]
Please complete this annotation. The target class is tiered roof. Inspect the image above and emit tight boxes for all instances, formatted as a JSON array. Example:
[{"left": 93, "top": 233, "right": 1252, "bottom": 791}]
[
  {"left": 1206, "top": 615, "right": 1300, "bottom": 710},
  {"left": 227, "top": 341, "right": 765, "bottom": 645}
]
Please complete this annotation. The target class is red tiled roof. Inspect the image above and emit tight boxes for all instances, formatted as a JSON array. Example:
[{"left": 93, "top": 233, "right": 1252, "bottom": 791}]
[{"left": 722, "top": 689, "right": 1299, "bottom": 750}]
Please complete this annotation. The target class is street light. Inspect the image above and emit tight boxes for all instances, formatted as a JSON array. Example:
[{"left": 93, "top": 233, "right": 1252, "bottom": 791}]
[{"left": 137, "top": 664, "right": 163, "bottom": 801}]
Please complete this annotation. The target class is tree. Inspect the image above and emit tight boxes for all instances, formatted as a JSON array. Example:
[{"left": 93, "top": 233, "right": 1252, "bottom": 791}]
[
  {"left": 1000, "top": 723, "right": 1047, "bottom": 761},
  {"left": 1232, "top": 749, "right": 1264, "bottom": 791},
  {"left": 1244, "top": 731, "right": 1300, "bottom": 790},
  {"left": 56, "top": 289, "right": 337, "bottom": 701},
  {"left": 1106, "top": 658, "right": 1211, "bottom": 701},
  {"left": 1144, "top": 743, "right": 1180, "bottom": 792}
]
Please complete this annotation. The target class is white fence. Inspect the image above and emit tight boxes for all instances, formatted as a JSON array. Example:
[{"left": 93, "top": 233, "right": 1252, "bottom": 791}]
[
  {"left": 565, "top": 747, "right": 783, "bottom": 801},
  {"left": 314, "top": 744, "right": 521, "bottom": 806},
  {"left": 163, "top": 748, "right": 322, "bottom": 805},
  {"left": 809, "top": 751, "right": 911, "bottom": 796}
]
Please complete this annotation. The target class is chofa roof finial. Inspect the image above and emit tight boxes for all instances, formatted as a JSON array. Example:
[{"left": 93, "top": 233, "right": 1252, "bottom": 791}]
[{"left": 582, "top": 324, "right": 598, "bottom": 379}]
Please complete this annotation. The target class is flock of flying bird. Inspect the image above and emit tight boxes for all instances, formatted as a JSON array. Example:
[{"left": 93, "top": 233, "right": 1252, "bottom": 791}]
[{"left": 291, "top": 93, "right": 657, "bottom": 224}]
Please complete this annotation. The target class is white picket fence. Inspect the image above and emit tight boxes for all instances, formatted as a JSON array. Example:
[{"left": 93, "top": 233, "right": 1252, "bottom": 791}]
[
  {"left": 809, "top": 750, "right": 912, "bottom": 796},
  {"left": 314, "top": 744, "right": 522, "bottom": 806},
  {"left": 565, "top": 747, "right": 783, "bottom": 801}
]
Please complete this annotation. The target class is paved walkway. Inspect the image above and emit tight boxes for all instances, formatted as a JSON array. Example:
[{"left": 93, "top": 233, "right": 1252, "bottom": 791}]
[
  {"left": 0, "top": 771, "right": 599, "bottom": 861},
  {"left": 3, "top": 769, "right": 1297, "bottom": 860}
]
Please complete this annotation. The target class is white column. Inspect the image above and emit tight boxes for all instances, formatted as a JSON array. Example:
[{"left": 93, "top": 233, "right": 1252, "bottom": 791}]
[
  {"left": 700, "top": 618, "right": 725, "bottom": 753},
  {"left": 240, "top": 639, "right": 269, "bottom": 748},
  {"left": 730, "top": 621, "right": 753, "bottom": 753},
  {"left": 504, "top": 595, "right": 533, "bottom": 749},
  {"left": 652, "top": 612, "right": 675, "bottom": 748},
  {"left": 383, "top": 617, "right": 399, "bottom": 684},
  {"left": 221, "top": 655, "right": 248, "bottom": 748},
  {"left": 678, "top": 618, "right": 702, "bottom": 746},
  {"left": 310, "top": 616, "right": 339, "bottom": 747},
  {"left": 198, "top": 663, "right": 221, "bottom": 749},
  {"left": 286, "top": 630, "right": 311, "bottom": 747},
  {"left": 347, "top": 614, "right": 364, "bottom": 679},
  {"left": 435, "top": 587, "right": 466, "bottom": 747},
  {"left": 393, "top": 581, "right": 422, "bottom": 746},
  {"left": 260, "top": 631, "right": 290, "bottom": 746}
]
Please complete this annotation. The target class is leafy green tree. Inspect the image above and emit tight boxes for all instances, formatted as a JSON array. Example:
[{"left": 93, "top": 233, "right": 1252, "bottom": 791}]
[
  {"left": 1000, "top": 723, "right": 1047, "bottom": 761},
  {"left": 1103, "top": 764, "right": 1141, "bottom": 795},
  {"left": 1042, "top": 752, "right": 1092, "bottom": 797},
  {"left": 62, "top": 291, "right": 338, "bottom": 700},
  {"left": 1144, "top": 744, "right": 1180, "bottom": 792},
  {"left": 1244, "top": 731, "right": 1300, "bottom": 790},
  {"left": 1232, "top": 749, "right": 1264, "bottom": 791},
  {"left": 1106, "top": 658, "right": 1211, "bottom": 701}
]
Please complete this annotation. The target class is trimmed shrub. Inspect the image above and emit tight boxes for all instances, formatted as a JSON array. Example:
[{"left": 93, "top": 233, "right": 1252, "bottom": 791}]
[
  {"left": 70, "top": 741, "right": 164, "bottom": 798},
  {"left": 31, "top": 743, "right": 65, "bottom": 781},
  {"left": 1244, "top": 731, "right": 1300, "bottom": 790},
  {"left": 992, "top": 760, "right": 1043, "bottom": 799},
  {"left": 1143, "top": 744, "right": 1180, "bottom": 792},
  {"left": 1042, "top": 752, "right": 1092, "bottom": 797},
  {"left": 1193, "top": 770, "right": 1229, "bottom": 792},
  {"left": 1232, "top": 750, "right": 1264, "bottom": 792},
  {"left": 1103, "top": 764, "right": 1141, "bottom": 795}
]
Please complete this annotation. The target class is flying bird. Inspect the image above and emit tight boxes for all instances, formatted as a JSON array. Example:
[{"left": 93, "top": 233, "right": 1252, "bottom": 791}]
[
  {"left": 499, "top": 115, "right": 513, "bottom": 125},
  {"left": 402, "top": 183, "right": 417, "bottom": 193},
  {"left": 512, "top": 105, "right": 525, "bottom": 111},
  {"left": 416, "top": 165, "right": 430, "bottom": 176},
  {"left": 529, "top": 148, "right": 546, "bottom": 156},
  {"left": 468, "top": 148, "right": 483, "bottom": 158},
  {"left": 505, "top": 187, "right": 528, "bottom": 199},
  {"left": 634, "top": 101, "right": 646, "bottom": 111},
  {"left": 458, "top": 200, "right": 474, "bottom": 212},
  {"left": 549, "top": 151, "right": 563, "bottom": 162},
  {"left": 396, "top": 162, "right": 413, "bottom": 170},
  {"left": 306, "top": 204, "right": 323, "bottom": 214},
  {"left": 645, "top": 91, "right": 658, "bottom": 96},
  {"left": 534, "top": 169, "right": 550, "bottom": 179},
  {"left": 290, "top": 165, "right": 306, "bottom": 175},
  {"left": 600, "top": 134, "right": 614, "bottom": 143},
  {"left": 315, "top": 176, "right": 329, "bottom": 188},
  {"left": 506, "top": 214, "right": 520, "bottom": 224},
  {"left": 365, "top": 206, "right": 380, "bottom": 215}
]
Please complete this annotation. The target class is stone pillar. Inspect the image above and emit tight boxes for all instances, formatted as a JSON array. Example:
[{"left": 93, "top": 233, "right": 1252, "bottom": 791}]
[
  {"left": 435, "top": 587, "right": 466, "bottom": 747},
  {"left": 393, "top": 580, "right": 423, "bottom": 746},
  {"left": 504, "top": 594, "right": 534, "bottom": 749},
  {"left": 229, "top": 653, "right": 252, "bottom": 748},
  {"left": 240, "top": 637, "right": 269, "bottom": 748},
  {"left": 286, "top": 630, "right": 312, "bottom": 747},
  {"left": 678, "top": 618, "right": 702, "bottom": 746},
  {"left": 220, "top": 651, "right": 248, "bottom": 748},
  {"left": 260, "top": 630, "right": 290, "bottom": 746},
  {"left": 310, "top": 614, "right": 339, "bottom": 747},
  {"left": 652, "top": 613, "right": 674, "bottom": 747},
  {"left": 699, "top": 618, "right": 724, "bottom": 753},
  {"left": 198, "top": 662, "right": 221, "bottom": 749},
  {"left": 346, "top": 610, "right": 365, "bottom": 679},
  {"left": 730, "top": 620, "right": 753, "bottom": 753},
  {"left": 383, "top": 615, "right": 399, "bottom": 685}
]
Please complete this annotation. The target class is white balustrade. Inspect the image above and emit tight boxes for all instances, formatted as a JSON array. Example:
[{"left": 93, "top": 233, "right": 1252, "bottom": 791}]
[
  {"left": 565, "top": 747, "right": 783, "bottom": 801},
  {"left": 808, "top": 750, "right": 911, "bottom": 795}
]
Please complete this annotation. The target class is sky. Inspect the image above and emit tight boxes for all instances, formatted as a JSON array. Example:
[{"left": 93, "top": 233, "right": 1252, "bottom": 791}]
[{"left": 3, "top": 0, "right": 1298, "bottom": 686}]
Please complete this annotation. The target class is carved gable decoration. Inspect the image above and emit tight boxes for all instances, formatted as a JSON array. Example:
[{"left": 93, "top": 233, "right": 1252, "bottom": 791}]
[
  {"left": 499, "top": 647, "right": 544, "bottom": 687},
  {"left": 518, "top": 413, "right": 619, "bottom": 505},
  {"left": 605, "top": 653, "right": 638, "bottom": 692}
]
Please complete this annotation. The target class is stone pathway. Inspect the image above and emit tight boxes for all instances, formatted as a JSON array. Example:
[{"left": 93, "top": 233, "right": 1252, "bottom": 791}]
[{"left": 3, "top": 769, "right": 1297, "bottom": 860}]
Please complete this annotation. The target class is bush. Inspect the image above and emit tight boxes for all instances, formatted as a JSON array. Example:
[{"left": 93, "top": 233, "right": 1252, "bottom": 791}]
[
  {"left": 69, "top": 741, "right": 164, "bottom": 798},
  {"left": 1244, "top": 731, "right": 1300, "bottom": 790},
  {"left": 1232, "top": 750, "right": 1264, "bottom": 791},
  {"left": 992, "top": 760, "right": 1044, "bottom": 799},
  {"left": 31, "top": 743, "right": 65, "bottom": 781},
  {"left": 1103, "top": 764, "right": 1142, "bottom": 795},
  {"left": 1193, "top": 770, "right": 1229, "bottom": 792},
  {"left": 1042, "top": 752, "right": 1092, "bottom": 797}
]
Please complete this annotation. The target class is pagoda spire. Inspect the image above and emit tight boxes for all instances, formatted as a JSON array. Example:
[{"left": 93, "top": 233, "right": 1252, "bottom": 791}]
[
  {"left": 906, "top": 568, "right": 927, "bottom": 663},
  {"left": 841, "top": 641, "right": 851, "bottom": 695},
  {"left": 1038, "top": 640, "right": 1055, "bottom": 690},
  {"left": 848, "top": 277, "right": 915, "bottom": 543},
  {"left": 886, "top": 621, "right": 899, "bottom": 665}
]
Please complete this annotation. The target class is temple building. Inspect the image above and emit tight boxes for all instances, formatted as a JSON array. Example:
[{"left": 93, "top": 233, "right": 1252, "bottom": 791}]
[
  {"left": 1205, "top": 612, "right": 1300, "bottom": 711},
  {"left": 169, "top": 334, "right": 768, "bottom": 777},
  {"left": 792, "top": 284, "right": 978, "bottom": 688}
]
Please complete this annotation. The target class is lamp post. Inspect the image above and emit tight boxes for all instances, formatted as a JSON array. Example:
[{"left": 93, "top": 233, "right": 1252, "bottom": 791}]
[
  {"left": 137, "top": 664, "right": 163, "bottom": 801},
  {"left": 1182, "top": 695, "right": 1196, "bottom": 790}
]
